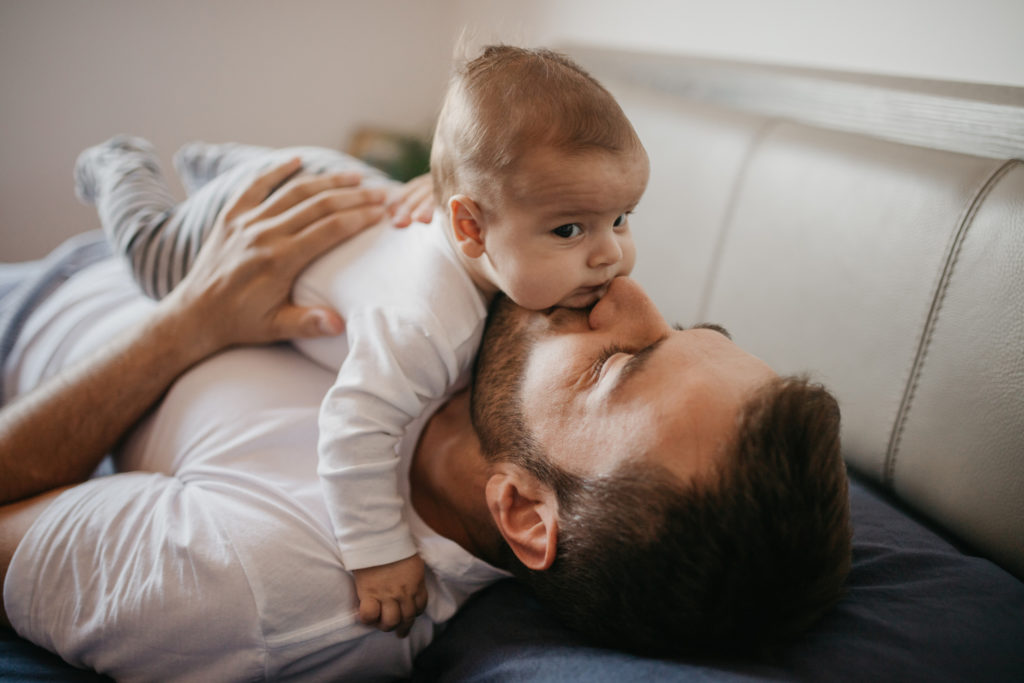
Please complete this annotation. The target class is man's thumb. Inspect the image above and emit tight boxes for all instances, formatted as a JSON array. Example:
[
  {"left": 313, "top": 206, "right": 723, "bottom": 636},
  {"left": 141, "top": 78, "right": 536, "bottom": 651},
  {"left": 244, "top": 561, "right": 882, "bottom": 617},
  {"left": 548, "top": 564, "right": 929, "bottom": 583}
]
[{"left": 285, "top": 307, "right": 345, "bottom": 338}]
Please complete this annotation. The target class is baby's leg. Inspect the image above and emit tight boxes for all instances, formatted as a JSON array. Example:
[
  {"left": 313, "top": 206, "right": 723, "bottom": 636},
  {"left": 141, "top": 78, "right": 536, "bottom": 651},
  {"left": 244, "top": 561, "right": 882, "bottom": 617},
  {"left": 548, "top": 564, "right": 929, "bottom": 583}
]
[
  {"left": 74, "top": 136, "right": 233, "bottom": 300},
  {"left": 77, "top": 138, "right": 396, "bottom": 300},
  {"left": 175, "top": 142, "right": 397, "bottom": 196},
  {"left": 173, "top": 141, "right": 276, "bottom": 195}
]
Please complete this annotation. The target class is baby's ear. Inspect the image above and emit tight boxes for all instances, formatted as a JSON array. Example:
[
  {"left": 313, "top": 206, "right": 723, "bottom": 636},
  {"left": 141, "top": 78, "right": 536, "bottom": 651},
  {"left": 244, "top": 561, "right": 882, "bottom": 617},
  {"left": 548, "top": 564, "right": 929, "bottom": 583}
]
[{"left": 449, "top": 195, "right": 486, "bottom": 259}]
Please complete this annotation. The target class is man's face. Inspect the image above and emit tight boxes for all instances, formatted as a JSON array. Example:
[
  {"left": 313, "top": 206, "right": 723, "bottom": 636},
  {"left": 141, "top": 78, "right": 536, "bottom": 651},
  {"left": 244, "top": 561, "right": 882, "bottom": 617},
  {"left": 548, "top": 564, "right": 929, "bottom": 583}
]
[{"left": 473, "top": 277, "right": 778, "bottom": 483}]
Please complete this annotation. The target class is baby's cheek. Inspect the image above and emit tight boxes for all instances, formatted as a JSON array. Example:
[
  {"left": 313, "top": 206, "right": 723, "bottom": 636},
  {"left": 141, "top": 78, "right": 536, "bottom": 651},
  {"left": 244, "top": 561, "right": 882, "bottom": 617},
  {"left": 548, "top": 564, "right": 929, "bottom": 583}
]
[
  {"left": 618, "top": 238, "right": 637, "bottom": 276},
  {"left": 502, "top": 274, "right": 554, "bottom": 311},
  {"left": 509, "top": 267, "right": 577, "bottom": 310}
]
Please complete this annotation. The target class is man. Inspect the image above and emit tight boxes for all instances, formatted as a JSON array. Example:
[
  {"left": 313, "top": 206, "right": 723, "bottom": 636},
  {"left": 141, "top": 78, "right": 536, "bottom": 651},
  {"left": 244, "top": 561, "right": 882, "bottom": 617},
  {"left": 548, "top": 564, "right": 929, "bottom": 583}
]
[{"left": 0, "top": 163, "right": 851, "bottom": 679}]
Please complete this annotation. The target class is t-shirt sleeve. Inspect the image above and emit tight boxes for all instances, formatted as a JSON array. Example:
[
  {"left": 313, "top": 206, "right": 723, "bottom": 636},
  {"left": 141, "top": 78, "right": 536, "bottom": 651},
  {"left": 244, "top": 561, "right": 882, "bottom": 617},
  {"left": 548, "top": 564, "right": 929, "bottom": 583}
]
[
  {"left": 4, "top": 473, "right": 267, "bottom": 680},
  {"left": 3, "top": 469, "right": 431, "bottom": 681},
  {"left": 317, "top": 307, "right": 464, "bottom": 570}
]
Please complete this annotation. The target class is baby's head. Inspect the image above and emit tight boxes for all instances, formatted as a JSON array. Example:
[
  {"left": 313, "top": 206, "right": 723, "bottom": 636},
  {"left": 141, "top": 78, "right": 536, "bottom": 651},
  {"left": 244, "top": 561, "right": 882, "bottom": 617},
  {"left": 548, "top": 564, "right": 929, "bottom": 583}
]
[{"left": 431, "top": 46, "right": 649, "bottom": 309}]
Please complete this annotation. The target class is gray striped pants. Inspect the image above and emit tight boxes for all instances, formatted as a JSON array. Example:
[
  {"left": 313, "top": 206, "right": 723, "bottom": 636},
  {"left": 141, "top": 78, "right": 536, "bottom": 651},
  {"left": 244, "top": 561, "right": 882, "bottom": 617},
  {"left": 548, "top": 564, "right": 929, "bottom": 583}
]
[{"left": 74, "top": 136, "right": 391, "bottom": 299}]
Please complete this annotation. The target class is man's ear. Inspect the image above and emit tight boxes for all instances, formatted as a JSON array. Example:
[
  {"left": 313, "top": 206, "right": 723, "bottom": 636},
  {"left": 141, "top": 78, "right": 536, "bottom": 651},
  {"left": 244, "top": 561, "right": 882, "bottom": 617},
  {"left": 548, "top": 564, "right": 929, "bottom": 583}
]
[
  {"left": 485, "top": 464, "right": 558, "bottom": 571},
  {"left": 449, "top": 195, "right": 486, "bottom": 259}
]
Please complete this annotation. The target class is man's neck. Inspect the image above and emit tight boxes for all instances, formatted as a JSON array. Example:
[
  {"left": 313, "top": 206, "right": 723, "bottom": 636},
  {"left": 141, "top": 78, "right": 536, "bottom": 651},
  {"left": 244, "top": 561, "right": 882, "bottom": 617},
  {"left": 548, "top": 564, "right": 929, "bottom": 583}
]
[{"left": 409, "top": 389, "right": 504, "bottom": 566}]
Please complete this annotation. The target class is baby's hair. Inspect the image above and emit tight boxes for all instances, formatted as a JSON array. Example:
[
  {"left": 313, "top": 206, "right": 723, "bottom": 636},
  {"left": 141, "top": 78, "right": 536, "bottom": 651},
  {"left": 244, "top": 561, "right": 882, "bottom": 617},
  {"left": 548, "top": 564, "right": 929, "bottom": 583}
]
[{"left": 430, "top": 45, "right": 642, "bottom": 210}]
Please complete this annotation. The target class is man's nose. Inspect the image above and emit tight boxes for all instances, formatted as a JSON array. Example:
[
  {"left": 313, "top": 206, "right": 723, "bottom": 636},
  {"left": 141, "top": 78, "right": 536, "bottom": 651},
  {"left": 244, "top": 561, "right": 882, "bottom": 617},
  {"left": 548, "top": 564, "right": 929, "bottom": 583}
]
[
  {"left": 588, "top": 276, "right": 663, "bottom": 332},
  {"left": 587, "top": 231, "right": 623, "bottom": 269}
]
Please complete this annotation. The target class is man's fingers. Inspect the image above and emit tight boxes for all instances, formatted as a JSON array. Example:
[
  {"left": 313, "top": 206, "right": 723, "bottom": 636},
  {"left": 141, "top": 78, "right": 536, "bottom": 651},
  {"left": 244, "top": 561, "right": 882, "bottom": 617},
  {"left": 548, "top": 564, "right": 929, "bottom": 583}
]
[
  {"left": 285, "top": 204, "right": 386, "bottom": 268},
  {"left": 271, "top": 187, "right": 387, "bottom": 237},
  {"left": 272, "top": 306, "right": 344, "bottom": 341},
  {"left": 413, "top": 586, "right": 428, "bottom": 614},
  {"left": 222, "top": 158, "right": 303, "bottom": 224},
  {"left": 255, "top": 170, "right": 363, "bottom": 221}
]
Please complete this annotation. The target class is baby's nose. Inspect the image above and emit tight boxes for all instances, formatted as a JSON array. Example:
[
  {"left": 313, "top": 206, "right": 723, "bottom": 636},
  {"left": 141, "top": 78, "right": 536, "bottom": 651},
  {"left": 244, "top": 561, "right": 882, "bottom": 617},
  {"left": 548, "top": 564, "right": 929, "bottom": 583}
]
[{"left": 588, "top": 232, "right": 623, "bottom": 268}]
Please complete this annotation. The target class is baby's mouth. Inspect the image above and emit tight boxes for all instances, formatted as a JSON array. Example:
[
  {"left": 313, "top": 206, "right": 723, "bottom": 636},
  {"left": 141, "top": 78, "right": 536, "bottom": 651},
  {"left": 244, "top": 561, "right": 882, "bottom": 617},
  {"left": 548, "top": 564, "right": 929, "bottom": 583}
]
[{"left": 559, "top": 282, "right": 611, "bottom": 309}]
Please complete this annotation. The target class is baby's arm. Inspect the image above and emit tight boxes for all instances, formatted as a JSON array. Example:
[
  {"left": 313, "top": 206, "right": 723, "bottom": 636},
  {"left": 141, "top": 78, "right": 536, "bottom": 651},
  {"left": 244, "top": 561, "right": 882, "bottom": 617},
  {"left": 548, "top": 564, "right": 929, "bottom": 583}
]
[{"left": 319, "top": 307, "right": 467, "bottom": 636}]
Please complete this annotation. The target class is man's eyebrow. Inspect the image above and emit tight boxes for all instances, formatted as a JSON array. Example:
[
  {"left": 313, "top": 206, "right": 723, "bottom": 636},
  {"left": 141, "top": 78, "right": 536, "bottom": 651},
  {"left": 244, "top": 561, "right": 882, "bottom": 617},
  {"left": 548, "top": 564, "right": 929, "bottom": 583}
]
[
  {"left": 674, "top": 322, "right": 733, "bottom": 339},
  {"left": 614, "top": 337, "right": 668, "bottom": 390}
]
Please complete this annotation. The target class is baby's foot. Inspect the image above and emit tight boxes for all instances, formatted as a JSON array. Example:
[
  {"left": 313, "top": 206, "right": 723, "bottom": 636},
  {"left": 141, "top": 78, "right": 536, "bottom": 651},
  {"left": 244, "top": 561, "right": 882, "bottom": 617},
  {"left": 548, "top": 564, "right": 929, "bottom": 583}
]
[
  {"left": 74, "top": 135, "right": 159, "bottom": 204},
  {"left": 173, "top": 141, "right": 274, "bottom": 194},
  {"left": 173, "top": 141, "right": 222, "bottom": 194}
]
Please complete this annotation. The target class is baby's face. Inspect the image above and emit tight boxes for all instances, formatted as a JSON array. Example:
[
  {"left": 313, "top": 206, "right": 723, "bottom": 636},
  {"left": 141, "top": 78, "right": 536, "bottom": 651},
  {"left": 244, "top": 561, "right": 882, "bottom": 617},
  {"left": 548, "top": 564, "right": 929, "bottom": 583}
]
[{"left": 480, "top": 145, "right": 648, "bottom": 310}]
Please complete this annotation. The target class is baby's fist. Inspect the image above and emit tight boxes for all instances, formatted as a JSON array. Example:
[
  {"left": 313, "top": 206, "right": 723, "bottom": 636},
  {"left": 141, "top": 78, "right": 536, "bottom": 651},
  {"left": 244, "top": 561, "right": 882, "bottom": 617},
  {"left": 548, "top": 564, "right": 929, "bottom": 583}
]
[{"left": 353, "top": 554, "right": 428, "bottom": 638}]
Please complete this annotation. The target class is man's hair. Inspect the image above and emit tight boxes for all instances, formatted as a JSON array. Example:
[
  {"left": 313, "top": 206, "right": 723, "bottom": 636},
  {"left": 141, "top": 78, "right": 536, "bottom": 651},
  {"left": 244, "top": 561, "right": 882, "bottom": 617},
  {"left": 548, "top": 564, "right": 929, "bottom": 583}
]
[
  {"left": 429, "top": 45, "right": 642, "bottom": 208},
  {"left": 500, "top": 375, "right": 852, "bottom": 658}
]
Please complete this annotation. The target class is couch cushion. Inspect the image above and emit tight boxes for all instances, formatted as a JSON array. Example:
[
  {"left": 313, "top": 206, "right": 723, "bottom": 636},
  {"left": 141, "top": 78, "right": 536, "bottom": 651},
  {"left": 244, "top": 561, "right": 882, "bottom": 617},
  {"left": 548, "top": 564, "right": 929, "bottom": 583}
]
[
  {"left": 891, "top": 160, "right": 1024, "bottom": 577},
  {"left": 611, "top": 80, "right": 769, "bottom": 326},
  {"left": 698, "top": 122, "right": 1005, "bottom": 483}
]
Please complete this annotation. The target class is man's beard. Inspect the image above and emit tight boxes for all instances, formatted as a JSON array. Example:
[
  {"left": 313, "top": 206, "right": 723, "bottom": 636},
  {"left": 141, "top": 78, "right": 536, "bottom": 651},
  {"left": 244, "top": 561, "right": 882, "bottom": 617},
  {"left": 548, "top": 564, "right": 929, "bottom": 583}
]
[
  {"left": 470, "top": 295, "right": 535, "bottom": 464},
  {"left": 470, "top": 296, "right": 583, "bottom": 496}
]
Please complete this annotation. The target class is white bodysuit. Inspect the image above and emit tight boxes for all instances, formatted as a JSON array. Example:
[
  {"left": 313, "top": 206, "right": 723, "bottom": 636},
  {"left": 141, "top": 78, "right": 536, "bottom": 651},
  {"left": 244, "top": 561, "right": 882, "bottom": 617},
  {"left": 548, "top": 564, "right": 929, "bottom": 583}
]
[{"left": 294, "top": 209, "right": 489, "bottom": 571}]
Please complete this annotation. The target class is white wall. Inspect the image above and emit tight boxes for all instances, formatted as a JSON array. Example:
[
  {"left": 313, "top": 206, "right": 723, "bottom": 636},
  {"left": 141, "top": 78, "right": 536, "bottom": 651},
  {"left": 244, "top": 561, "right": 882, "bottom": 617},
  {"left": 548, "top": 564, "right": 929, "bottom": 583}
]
[
  {"left": 4, "top": 0, "right": 1022, "bottom": 261},
  {"left": 451, "top": 0, "right": 1024, "bottom": 87},
  {"left": 0, "top": 0, "right": 456, "bottom": 261}
]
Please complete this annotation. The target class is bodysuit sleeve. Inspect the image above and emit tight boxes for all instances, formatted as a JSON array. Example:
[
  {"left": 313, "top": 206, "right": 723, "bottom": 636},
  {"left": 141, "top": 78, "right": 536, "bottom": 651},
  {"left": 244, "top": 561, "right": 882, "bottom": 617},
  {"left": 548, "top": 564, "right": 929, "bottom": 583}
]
[{"left": 318, "top": 306, "right": 473, "bottom": 571}]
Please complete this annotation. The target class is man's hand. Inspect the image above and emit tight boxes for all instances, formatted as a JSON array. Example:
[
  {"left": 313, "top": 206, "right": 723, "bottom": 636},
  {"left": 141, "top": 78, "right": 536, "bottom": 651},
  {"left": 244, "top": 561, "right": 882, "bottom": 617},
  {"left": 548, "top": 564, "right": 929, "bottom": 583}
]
[
  {"left": 352, "top": 554, "right": 428, "bottom": 638},
  {"left": 167, "top": 158, "right": 387, "bottom": 357},
  {"left": 0, "top": 158, "right": 385, "bottom": 506},
  {"left": 387, "top": 173, "right": 435, "bottom": 227}
]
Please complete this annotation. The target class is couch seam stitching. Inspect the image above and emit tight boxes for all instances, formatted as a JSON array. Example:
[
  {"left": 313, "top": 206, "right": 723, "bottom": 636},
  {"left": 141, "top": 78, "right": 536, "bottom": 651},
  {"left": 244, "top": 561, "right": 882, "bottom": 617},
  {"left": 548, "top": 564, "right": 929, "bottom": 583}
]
[
  {"left": 883, "top": 158, "right": 1019, "bottom": 485},
  {"left": 696, "top": 118, "right": 779, "bottom": 322}
]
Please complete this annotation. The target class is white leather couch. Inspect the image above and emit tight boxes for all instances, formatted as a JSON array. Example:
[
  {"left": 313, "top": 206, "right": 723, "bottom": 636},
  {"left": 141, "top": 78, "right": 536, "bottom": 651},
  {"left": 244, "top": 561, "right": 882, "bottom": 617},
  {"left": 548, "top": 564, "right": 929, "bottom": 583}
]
[{"left": 586, "top": 48, "right": 1024, "bottom": 581}]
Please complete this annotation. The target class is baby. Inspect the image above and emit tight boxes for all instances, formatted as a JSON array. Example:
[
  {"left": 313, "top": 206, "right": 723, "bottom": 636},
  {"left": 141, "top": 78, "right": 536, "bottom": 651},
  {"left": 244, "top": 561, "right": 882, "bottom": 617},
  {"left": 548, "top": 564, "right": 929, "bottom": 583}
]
[{"left": 75, "top": 45, "right": 649, "bottom": 635}]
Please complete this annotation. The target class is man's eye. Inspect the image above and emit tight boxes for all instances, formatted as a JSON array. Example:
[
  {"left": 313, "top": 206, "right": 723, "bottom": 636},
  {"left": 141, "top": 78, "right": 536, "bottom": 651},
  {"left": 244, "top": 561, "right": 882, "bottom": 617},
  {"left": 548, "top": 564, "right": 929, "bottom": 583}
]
[
  {"left": 612, "top": 213, "right": 627, "bottom": 227},
  {"left": 552, "top": 223, "right": 583, "bottom": 239},
  {"left": 589, "top": 344, "right": 627, "bottom": 383}
]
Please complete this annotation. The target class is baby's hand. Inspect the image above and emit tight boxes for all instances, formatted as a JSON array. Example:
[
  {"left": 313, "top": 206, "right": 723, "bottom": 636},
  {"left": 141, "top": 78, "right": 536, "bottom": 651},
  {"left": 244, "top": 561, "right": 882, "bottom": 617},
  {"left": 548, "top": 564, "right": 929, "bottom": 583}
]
[
  {"left": 387, "top": 173, "right": 435, "bottom": 227},
  {"left": 353, "top": 554, "right": 428, "bottom": 637}
]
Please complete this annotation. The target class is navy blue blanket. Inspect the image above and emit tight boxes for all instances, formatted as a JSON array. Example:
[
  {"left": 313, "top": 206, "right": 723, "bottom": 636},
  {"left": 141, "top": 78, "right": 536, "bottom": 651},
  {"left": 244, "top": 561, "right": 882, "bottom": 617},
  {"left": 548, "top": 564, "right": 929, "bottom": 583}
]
[{"left": 414, "top": 476, "right": 1024, "bottom": 681}]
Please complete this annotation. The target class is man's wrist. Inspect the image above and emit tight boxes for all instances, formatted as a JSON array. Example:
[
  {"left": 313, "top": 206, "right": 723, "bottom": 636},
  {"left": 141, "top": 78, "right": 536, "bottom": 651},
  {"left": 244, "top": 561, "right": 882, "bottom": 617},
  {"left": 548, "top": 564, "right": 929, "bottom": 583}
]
[{"left": 148, "top": 290, "right": 227, "bottom": 371}]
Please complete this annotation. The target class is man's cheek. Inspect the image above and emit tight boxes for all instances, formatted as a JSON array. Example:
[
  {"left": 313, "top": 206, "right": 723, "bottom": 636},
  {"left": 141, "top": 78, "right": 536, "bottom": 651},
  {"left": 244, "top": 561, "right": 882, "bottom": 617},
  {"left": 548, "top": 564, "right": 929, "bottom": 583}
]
[{"left": 521, "top": 346, "right": 566, "bottom": 412}]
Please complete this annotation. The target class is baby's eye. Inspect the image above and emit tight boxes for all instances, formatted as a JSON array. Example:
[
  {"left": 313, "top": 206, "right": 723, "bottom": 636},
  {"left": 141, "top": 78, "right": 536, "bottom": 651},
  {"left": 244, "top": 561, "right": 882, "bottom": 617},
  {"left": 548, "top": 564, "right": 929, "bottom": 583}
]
[
  {"left": 552, "top": 223, "right": 583, "bottom": 239},
  {"left": 612, "top": 213, "right": 627, "bottom": 227}
]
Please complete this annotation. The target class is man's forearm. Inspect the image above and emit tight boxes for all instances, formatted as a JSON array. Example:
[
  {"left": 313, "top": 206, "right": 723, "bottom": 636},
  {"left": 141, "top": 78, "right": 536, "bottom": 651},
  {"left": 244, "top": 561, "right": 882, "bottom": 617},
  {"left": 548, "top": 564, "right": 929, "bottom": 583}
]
[
  {"left": 0, "top": 302, "right": 213, "bottom": 504},
  {"left": 0, "top": 159, "right": 387, "bottom": 505}
]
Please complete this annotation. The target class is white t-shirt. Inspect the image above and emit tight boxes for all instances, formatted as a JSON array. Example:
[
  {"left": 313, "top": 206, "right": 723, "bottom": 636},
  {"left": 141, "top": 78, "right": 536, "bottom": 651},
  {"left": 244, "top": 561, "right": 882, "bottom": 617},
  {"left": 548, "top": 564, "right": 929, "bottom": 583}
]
[{"left": 3, "top": 259, "right": 508, "bottom": 682}]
